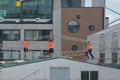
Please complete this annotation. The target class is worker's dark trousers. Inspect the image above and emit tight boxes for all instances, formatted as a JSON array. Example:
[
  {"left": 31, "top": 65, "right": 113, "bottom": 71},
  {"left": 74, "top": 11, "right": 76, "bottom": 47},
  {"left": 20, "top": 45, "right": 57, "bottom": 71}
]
[{"left": 88, "top": 49, "right": 94, "bottom": 59}]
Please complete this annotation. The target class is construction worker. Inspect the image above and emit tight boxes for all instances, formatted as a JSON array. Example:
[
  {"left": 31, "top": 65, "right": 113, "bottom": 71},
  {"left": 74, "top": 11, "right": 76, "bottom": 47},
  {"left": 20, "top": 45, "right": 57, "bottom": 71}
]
[
  {"left": 23, "top": 39, "right": 29, "bottom": 59},
  {"left": 48, "top": 39, "right": 54, "bottom": 57},
  {"left": 87, "top": 41, "right": 94, "bottom": 59}
]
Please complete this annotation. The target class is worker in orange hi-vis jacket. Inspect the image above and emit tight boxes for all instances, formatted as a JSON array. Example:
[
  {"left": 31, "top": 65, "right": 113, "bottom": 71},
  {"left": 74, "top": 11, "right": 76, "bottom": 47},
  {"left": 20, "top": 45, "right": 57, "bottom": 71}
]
[
  {"left": 23, "top": 39, "right": 29, "bottom": 59},
  {"left": 87, "top": 41, "right": 94, "bottom": 59},
  {"left": 48, "top": 39, "right": 54, "bottom": 57}
]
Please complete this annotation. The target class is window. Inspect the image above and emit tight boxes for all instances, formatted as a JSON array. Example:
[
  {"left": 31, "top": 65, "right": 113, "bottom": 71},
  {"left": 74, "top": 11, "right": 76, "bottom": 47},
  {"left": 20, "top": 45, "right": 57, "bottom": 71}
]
[
  {"left": 3, "top": 50, "right": 20, "bottom": 60},
  {"left": 81, "top": 71, "right": 89, "bottom": 80},
  {"left": 71, "top": 45, "right": 78, "bottom": 51},
  {"left": 81, "top": 71, "right": 98, "bottom": 80},
  {"left": 76, "top": 15, "right": 81, "bottom": 19},
  {"left": 67, "top": 20, "right": 80, "bottom": 33},
  {"left": 24, "top": 30, "right": 52, "bottom": 41},
  {"left": 90, "top": 71, "right": 98, "bottom": 80},
  {"left": 62, "top": 0, "right": 81, "bottom": 8},
  {"left": 2, "top": 30, "right": 20, "bottom": 41},
  {"left": 0, "top": 0, "right": 53, "bottom": 19},
  {"left": 88, "top": 25, "right": 95, "bottom": 31},
  {"left": 0, "top": 10, "right": 6, "bottom": 18},
  {"left": 51, "top": 67, "right": 69, "bottom": 80}
]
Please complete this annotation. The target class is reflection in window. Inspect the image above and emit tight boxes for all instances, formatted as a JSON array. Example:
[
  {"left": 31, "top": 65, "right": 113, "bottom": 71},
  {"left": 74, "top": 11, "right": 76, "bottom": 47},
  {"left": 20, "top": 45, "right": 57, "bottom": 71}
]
[
  {"left": 81, "top": 71, "right": 98, "bottom": 80},
  {"left": 2, "top": 30, "right": 20, "bottom": 41},
  {"left": 67, "top": 20, "right": 80, "bottom": 33},
  {"left": 88, "top": 25, "right": 95, "bottom": 31},
  {"left": 0, "top": 10, "right": 6, "bottom": 18},
  {"left": 76, "top": 15, "right": 81, "bottom": 19},
  {"left": 25, "top": 30, "right": 52, "bottom": 41},
  {"left": 0, "top": 0, "right": 53, "bottom": 19},
  {"left": 90, "top": 71, "right": 98, "bottom": 80},
  {"left": 62, "top": 0, "right": 81, "bottom": 8},
  {"left": 71, "top": 45, "right": 78, "bottom": 51},
  {"left": 81, "top": 71, "right": 89, "bottom": 80}
]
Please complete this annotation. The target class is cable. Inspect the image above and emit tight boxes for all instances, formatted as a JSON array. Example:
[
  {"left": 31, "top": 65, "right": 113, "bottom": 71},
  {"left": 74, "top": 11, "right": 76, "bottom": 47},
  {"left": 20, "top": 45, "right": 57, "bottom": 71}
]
[
  {"left": 105, "top": 18, "right": 120, "bottom": 27},
  {"left": 106, "top": 7, "right": 120, "bottom": 16},
  {"left": 105, "top": 7, "right": 120, "bottom": 27}
]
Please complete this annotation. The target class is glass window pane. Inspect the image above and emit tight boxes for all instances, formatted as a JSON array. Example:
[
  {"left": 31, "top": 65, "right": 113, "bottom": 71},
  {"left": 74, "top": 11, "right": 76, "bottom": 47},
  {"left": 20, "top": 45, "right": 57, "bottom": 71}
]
[
  {"left": 25, "top": 30, "right": 52, "bottom": 41},
  {"left": 62, "top": 0, "right": 81, "bottom": 8},
  {"left": 2, "top": 30, "right": 20, "bottom": 41},
  {"left": 81, "top": 71, "right": 89, "bottom": 80},
  {"left": 0, "top": 0, "right": 53, "bottom": 19},
  {"left": 71, "top": 45, "right": 78, "bottom": 51},
  {"left": 67, "top": 20, "right": 80, "bottom": 33},
  {"left": 25, "top": 30, "right": 38, "bottom": 40},
  {"left": 90, "top": 71, "right": 98, "bottom": 80},
  {"left": 88, "top": 25, "right": 95, "bottom": 31}
]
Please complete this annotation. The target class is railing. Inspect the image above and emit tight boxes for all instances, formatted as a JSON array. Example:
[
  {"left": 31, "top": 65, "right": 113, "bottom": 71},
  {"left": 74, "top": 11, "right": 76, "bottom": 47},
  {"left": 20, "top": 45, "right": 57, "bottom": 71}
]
[{"left": 62, "top": 50, "right": 87, "bottom": 56}]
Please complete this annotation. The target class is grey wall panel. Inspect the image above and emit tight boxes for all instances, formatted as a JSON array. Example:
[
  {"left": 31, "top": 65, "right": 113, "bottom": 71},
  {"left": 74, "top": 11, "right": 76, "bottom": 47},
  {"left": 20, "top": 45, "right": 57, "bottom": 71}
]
[{"left": 53, "top": 9, "right": 61, "bottom": 56}]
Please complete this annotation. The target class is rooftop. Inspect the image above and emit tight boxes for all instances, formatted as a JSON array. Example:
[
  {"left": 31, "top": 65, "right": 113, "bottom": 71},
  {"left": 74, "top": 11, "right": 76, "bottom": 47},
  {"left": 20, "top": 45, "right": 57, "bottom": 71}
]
[{"left": 0, "top": 57, "right": 120, "bottom": 69}]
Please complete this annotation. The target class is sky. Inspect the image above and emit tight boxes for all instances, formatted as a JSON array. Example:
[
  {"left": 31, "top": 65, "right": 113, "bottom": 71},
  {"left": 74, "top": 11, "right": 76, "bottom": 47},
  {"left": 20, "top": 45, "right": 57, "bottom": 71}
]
[{"left": 86, "top": 0, "right": 120, "bottom": 27}]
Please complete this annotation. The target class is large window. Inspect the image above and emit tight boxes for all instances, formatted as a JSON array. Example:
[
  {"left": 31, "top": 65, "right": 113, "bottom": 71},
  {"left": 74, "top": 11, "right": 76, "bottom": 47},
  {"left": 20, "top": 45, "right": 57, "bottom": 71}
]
[
  {"left": 62, "top": 0, "right": 81, "bottom": 8},
  {"left": 67, "top": 20, "right": 80, "bottom": 33},
  {"left": 0, "top": 0, "right": 53, "bottom": 19},
  {"left": 2, "top": 30, "right": 20, "bottom": 41},
  {"left": 25, "top": 30, "right": 52, "bottom": 41}
]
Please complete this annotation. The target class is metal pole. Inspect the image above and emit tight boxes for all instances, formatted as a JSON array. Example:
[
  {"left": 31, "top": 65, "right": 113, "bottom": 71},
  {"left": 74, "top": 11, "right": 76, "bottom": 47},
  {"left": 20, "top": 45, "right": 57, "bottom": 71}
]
[
  {"left": 20, "top": 1, "right": 23, "bottom": 22},
  {"left": 0, "top": 68, "right": 2, "bottom": 80}
]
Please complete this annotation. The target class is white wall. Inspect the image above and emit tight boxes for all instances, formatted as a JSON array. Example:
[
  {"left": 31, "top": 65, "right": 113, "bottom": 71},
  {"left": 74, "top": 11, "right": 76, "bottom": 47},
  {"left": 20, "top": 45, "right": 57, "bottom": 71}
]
[
  {"left": 87, "top": 23, "right": 120, "bottom": 63},
  {"left": 1, "top": 58, "right": 120, "bottom": 80}
]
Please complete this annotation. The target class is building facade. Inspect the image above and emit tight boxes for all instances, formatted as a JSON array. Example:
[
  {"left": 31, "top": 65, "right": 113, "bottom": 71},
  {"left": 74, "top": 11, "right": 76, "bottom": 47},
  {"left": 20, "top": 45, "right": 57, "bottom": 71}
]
[
  {"left": 53, "top": 0, "right": 104, "bottom": 60},
  {"left": 0, "top": 0, "right": 104, "bottom": 60},
  {"left": 0, "top": 0, "right": 53, "bottom": 60}
]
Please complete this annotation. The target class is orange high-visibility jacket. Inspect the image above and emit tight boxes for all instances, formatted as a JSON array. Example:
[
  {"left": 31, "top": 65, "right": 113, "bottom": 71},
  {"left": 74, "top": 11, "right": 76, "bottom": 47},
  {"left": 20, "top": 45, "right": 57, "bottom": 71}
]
[
  {"left": 48, "top": 41, "right": 54, "bottom": 48},
  {"left": 87, "top": 42, "right": 92, "bottom": 49},
  {"left": 23, "top": 41, "right": 29, "bottom": 48}
]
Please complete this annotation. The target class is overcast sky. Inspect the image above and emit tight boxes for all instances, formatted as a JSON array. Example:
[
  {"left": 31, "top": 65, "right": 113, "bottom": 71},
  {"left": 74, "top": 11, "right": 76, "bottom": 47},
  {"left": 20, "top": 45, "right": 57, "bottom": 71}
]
[{"left": 86, "top": 0, "right": 120, "bottom": 26}]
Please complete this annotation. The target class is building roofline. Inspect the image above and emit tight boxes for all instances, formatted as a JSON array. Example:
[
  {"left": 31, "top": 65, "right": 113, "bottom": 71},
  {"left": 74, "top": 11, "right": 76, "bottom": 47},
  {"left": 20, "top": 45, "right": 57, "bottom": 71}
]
[{"left": 0, "top": 57, "right": 120, "bottom": 69}]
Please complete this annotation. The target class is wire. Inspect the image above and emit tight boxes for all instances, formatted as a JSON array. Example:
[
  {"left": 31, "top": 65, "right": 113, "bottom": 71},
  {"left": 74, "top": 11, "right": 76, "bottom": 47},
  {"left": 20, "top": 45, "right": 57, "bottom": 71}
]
[
  {"left": 105, "top": 7, "right": 120, "bottom": 27},
  {"left": 105, "top": 18, "right": 120, "bottom": 27},
  {"left": 106, "top": 7, "right": 120, "bottom": 16}
]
